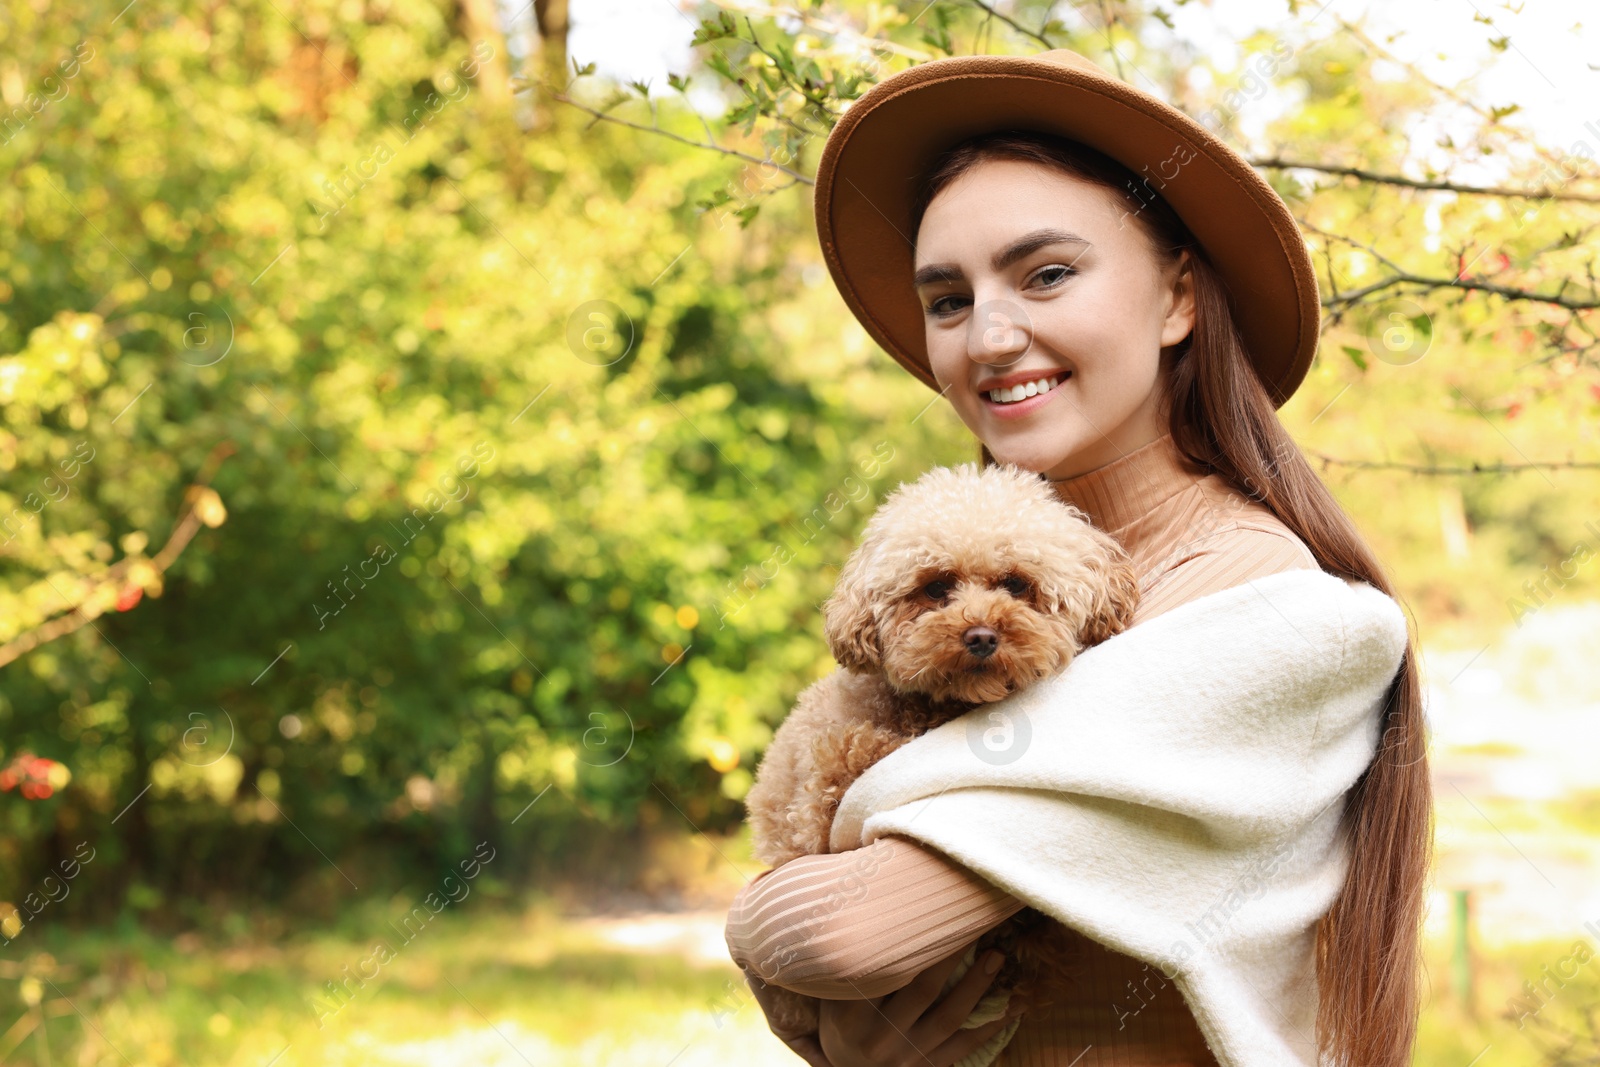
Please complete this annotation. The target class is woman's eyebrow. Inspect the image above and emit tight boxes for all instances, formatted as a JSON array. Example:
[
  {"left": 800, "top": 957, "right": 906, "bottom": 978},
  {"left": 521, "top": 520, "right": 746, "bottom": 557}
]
[{"left": 912, "top": 228, "right": 1091, "bottom": 288}]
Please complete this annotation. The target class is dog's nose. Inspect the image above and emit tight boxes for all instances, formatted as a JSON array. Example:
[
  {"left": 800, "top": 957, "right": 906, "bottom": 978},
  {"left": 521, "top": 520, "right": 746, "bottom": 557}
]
[{"left": 963, "top": 626, "right": 999, "bottom": 659}]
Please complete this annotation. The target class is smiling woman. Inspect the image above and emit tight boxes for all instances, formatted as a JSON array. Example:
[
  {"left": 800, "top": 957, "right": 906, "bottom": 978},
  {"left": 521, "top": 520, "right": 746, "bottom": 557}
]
[{"left": 731, "top": 47, "right": 1432, "bottom": 1067}]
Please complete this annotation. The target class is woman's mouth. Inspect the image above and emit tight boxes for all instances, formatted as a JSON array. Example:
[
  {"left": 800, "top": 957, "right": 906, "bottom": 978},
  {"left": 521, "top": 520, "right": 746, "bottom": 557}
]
[{"left": 980, "top": 371, "right": 1070, "bottom": 417}]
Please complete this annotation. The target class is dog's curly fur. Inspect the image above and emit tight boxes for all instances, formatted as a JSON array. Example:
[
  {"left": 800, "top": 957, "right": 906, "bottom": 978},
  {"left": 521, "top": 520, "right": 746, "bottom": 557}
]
[{"left": 743, "top": 462, "right": 1141, "bottom": 1052}]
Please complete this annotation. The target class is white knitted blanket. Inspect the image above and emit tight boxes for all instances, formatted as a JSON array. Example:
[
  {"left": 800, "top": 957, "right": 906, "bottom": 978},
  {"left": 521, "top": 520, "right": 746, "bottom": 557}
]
[{"left": 828, "top": 568, "right": 1411, "bottom": 1067}]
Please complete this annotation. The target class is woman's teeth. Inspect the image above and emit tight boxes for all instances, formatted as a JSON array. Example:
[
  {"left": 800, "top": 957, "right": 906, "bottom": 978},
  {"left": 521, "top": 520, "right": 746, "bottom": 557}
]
[{"left": 986, "top": 372, "right": 1068, "bottom": 404}]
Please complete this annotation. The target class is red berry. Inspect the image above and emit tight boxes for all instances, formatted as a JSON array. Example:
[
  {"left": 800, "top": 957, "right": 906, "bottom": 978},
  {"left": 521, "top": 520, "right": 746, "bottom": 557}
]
[
  {"left": 115, "top": 585, "right": 143, "bottom": 612},
  {"left": 1506, "top": 402, "right": 1523, "bottom": 419}
]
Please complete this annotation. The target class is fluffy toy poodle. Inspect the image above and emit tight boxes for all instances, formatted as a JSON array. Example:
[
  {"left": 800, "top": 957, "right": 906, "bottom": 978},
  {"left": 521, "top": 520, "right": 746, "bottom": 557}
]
[{"left": 742, "top": 461, "right": 1141, "bottom": 1062}]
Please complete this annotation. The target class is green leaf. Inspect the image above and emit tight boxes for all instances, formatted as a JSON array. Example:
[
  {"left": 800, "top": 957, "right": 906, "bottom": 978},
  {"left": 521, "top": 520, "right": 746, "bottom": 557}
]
[
  {"left": 692, "top": 12, "right": 739, "bottom": 44},
  {"left": 920, "top": 26, "right": 954, "bottom": 55}
]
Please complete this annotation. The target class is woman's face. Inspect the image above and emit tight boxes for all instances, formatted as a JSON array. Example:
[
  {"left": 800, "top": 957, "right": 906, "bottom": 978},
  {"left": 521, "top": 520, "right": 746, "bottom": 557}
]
[{"left": 913, "top": 157, "right": 1195, "bottom": 481}]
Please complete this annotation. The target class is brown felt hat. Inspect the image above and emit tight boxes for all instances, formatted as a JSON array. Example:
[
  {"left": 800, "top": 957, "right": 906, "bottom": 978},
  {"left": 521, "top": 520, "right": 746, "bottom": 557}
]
[{"left": 812, "top": 49, "right": 1321, "bottom": 409}]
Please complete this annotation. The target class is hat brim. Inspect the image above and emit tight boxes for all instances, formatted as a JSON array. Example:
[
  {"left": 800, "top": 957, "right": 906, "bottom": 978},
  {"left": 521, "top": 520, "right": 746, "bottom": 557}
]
[{"left": 813, "top": 52, "right": 1320, "bottom": 409}]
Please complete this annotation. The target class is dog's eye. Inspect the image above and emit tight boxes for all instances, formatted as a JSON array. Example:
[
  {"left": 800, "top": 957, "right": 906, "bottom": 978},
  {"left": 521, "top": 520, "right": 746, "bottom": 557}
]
[
  {"left": 1000, "top": 575, "right": 1030, "bottom": 598},
  {"left": 922, "top": 579, "right": 951, "bottom": 601}
]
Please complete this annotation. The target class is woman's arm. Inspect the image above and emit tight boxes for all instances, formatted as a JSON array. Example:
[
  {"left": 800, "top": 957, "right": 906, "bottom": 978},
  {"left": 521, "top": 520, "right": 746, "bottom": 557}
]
[{"left": 725, "top": 833, "right": 1028, "bottom": 999}]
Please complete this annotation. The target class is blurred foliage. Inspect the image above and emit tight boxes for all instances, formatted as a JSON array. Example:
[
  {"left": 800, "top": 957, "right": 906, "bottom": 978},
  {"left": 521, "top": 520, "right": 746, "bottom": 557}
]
[
  {"left": 0, "top": 0, "right": 1598, "bottom": 920},
  {"left": 0, "top": 0, "right": 946, "bottom": 910}
]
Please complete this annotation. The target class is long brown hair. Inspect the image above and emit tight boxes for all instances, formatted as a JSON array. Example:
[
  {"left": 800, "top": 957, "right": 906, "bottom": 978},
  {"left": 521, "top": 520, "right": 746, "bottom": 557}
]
[{"left": 911, "top": 129, "right": 1432, "bottom": 1067}]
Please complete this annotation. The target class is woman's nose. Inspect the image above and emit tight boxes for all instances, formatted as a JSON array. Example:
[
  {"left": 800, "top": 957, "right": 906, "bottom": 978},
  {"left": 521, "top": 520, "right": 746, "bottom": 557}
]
[{"left": 966, "top": 294, "right": 1033, "bottom": 368}]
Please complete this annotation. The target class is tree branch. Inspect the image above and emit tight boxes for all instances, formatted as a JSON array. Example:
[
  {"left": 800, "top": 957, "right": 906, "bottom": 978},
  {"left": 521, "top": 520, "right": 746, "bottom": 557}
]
[
  {"left": 1252, "top": 158, "right": 1600, "bottom": 203},
  {"left": 544, "top": 88, "right": 815, "bottom": 185},
  {"left": 962, "top": 0, "right": 1059, "bottom": 50},
  {"left": 0, "top": 441, "right": 235, "bottom": 671},
  {"left": 1303, "top": 451, "right": 1600, "bottom": 475},
  {"left": 738, "top": 15, "right": 841, "bottom": 122},
  {"left": 711, "top": 2, "right": 932, "bottom": 64},
  {"left": 1095, "top": 0, "right": 1127, "bottom": 81},
  {"left": 1323, "top": 272, "right": 1600, "bottom": 312},
  {"left": 1297, "top": 216, "right": 1600, "bottom": 311}
]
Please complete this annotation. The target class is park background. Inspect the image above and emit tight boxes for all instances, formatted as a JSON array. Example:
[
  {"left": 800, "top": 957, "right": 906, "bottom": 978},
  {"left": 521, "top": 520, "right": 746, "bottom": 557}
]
[{"left": 2, "top": 0, "right": 1599, "bottom": 1063}]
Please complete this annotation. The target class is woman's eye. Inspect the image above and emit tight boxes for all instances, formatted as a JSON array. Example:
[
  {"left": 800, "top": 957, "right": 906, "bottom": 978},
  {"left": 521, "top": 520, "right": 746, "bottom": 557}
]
[
  {"left": 1000, "top": 576, "right": 1030, "bottom": 598},
  {"left": 925, "top": 294, "right": 969, "bottom": 318},
  {"left": 922, "top": 580, "right": 951, "bottom": 600},
  {"left": 1030, "top": 265, "right": 1077, "bottom": 288}
]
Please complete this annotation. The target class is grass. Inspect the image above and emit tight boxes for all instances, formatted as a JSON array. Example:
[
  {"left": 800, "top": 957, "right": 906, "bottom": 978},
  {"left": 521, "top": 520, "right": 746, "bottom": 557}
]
[
  {"left": 0, "top": 895, "right": 796, "bottom": 1067},
  {"left": 1, "top": 850, "right": 1596, "bottom": 1066}
]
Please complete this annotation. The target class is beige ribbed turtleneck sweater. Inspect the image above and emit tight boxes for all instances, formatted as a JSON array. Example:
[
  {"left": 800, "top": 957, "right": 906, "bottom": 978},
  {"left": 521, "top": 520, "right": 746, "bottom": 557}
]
[{"left": 727, "top": 430, "right": 1320, "bottom": 1066}]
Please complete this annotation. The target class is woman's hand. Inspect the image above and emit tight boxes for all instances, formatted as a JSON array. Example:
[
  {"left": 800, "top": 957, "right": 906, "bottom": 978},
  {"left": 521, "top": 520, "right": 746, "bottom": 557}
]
[
  {"left": 817, "top": 939, "right": 1020, "bottom": 1067},
  {"left": 741, "top": 965, "right": 835, "bottom": 1067}
]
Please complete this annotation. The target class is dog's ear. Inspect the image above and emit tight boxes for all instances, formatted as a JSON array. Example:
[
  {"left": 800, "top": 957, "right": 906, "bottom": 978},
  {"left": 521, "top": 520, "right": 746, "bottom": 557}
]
[
  {"left": 822, "top": 542, "right": 881, "bottom": 671},
  {"left": 1033, "top": 517, "right": 1142, "bottom": 648},
  {"left": 1079, "top": 555, "right": 1141, "bottom": 647}
]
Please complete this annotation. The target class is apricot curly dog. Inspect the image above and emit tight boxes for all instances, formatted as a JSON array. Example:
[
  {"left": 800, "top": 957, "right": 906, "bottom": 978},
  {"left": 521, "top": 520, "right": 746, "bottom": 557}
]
[{"left": 743, "top": 461, "right": 1141, "bottom": 1065}]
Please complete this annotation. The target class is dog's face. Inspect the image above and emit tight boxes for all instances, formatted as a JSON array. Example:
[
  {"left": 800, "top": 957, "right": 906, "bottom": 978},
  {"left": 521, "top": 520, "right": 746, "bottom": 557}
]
[{"left": 823, "top": 463, "right": 1139, "bottom": 705}]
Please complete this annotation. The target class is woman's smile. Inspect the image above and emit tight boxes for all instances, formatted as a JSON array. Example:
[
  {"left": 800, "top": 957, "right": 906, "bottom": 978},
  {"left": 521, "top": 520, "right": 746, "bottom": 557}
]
[{"left": 976, "top": 369, "right": 1072, "bottom": 419}]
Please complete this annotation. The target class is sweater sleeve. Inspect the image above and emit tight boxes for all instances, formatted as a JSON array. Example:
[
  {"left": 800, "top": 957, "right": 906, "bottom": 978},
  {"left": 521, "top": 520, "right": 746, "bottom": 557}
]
[{"left": 724, "top": 833, "right": 1028, "bottom": 998}]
